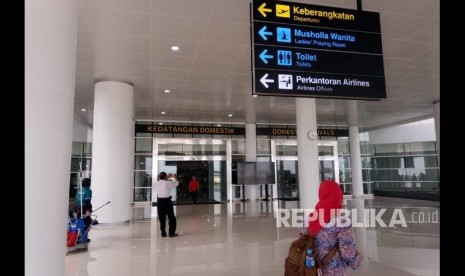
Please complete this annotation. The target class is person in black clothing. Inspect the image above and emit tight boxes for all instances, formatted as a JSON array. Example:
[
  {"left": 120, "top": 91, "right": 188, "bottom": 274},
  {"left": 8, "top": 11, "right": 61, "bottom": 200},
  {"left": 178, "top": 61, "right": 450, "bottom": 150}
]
[
  {"left": 156, "top": 172, "right": 179, "bottom": 237},
  {"left": 76, "top": 203, "right": 93, "bottom": 243}
]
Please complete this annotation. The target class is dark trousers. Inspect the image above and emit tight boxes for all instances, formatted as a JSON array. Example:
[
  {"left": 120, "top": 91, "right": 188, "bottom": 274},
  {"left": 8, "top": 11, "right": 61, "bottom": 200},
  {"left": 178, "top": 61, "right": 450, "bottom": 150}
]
[
  {"left": 190, "top": 191, "right": 198, "bottom": 204},
  {"left": 157, "top": 197, "right": 176, "bottom": 235}
]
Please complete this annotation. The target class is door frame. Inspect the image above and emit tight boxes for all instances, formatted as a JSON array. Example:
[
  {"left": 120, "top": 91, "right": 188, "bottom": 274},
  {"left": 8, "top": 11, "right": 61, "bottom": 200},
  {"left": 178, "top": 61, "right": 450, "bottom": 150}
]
[
  {"left": 271, "top": 140, "right": 340, "bottom": 199},
  {"left": 151, "top": 138, "right": 230, "bottom": 202}
]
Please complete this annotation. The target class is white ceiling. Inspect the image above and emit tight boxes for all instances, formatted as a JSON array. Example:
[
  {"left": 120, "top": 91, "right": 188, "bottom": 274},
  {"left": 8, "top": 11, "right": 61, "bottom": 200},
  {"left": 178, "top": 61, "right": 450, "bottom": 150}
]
[{"left": 74, "top": 0, "right": 439, "bottom": 128}]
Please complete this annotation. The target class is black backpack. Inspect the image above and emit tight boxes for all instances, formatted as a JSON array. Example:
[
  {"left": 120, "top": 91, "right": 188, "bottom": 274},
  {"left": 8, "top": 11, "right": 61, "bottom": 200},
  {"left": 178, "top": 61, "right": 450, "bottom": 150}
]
[{"left": 284, "top": 233, "right": 338, "bottom": 276}]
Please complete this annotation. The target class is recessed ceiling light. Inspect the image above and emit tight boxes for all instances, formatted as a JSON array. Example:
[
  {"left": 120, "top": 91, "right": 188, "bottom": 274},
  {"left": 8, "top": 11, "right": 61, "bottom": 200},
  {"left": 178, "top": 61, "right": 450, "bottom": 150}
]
[
  {"left": 171, "top": 46, "right": 179, "bottom": 51},
  {"left": 161, "top": 111, "right": 166, "bottom": 115},
  {"left": 217, "top": 124, "right": 221, "bottom": 127},
  {"left": 253, "top": 94, "right": 258, "bottom": 98},
  {"left": 164, "top": 89, "right": 170, "bottom": 93},
  {"left": 228, "top": 114, "right": 233, "bottom": 117},
  {"left": 81, "top": 108, "right": 86, "bottom": 112},
  {"left": 159, "top": 122, "right": 163, "bottom": 125}
]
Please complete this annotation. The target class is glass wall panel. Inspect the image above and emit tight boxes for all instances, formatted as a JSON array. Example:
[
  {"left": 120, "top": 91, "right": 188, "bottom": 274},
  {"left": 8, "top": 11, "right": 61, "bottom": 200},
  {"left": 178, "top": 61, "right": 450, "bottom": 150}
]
[
  {"left": 404, "top": 142, "right": 437, "bottom": 155},
  {"left": 158, "top": 144, "right": 167, "bottom": 155},
  {"left": 133, "top": 171, "right": 152, "bottom": 202},
  {"left": 134, "top": 171, "right": 152, "bottom": 188},
  {"left": 157, "top": 143, "right": 227, "bottom": 156},
  {"left": 69, "top": 142, "right": 93, "bottom": 208},
  {"left": 136, "top": 132, "right": 152, "bottom": 137},
  {"left": 343, "top": 183, "right": 352, "bottom": 194},
  {"left": 173, "top": 134, "right": 193, "bottom": 138},
  {"left": 214, "top": 160, "right": 227, "bottom": 201},
  {"left": 167, "top": 144, "right": 183, "bottom": 155},
  {"left": 71, "top": 142, "right": 82, "bottom": 156},
  {"left": 257, "top": 156, "right": 271, "bottom": 162},
  {"left": 423, "top": 156, "right": 438, "bottom": 167},
  {"left": 318, "top": 146, "right": 334, "bottom": 156},
  {"left": 257, "top": 139, "right": 271, "bottom": 155},
  {"left": 319, "top": 160, "right": 335, "bottom": 181},
  {"left": 231, "top": 140, "right": 245, "bottom": 155},
  {"left": 276, "top": 160, "right": 299, "bottom": 199},
  {"left": 232, "top": 156, "right": 245, "bottom": 187},
  {"left": 374, "top": 144, "right": 404, "bottom": 155},
  {"left": 71, "top": 157, "right": 81, "bottom": 172},
  {"left": 211, "top": 144, "right": 226, "bottom": 155},
  {"left": 135, "top": 155, "right": 152, "bottom": 170},
  {"left": 360, "top": 143, "right": 374, "bottom": 155},
  {"left": 82, "top": 143, "right": 92, "bottom": 157},
  {"left": 370, "top": 141, "right": 439, "bottom": 195},
  {"left": 337, "top": 140, "right": 350, "bottom": 155},
  {"left": 373, "top": 157, "right": 402, "bottom": 168},
  {"left": 182, "top": 144, "right": 193, "bottom": 155},
  {"left": 70, "top": 173, "right": 78, "bottom": 198},
  {"left": 134, "top": 187, "right": 151, "bottom": 202},
  {"left": 361, "top": 157, "right": 371, "bottom": 168},
  {"left": 372, "top": 169, "right": 404, "bottom": 181},
  {"left": 81, "top": 158, "right": 92, "bottom": 173},
  {"left": 70, "top": 157, "right": 92, "bottom": 172},
  {"left": 153, "top": 133, "right": 173, "bottom": 138},
  {"left": 135, "top": 138, "right": 152, "bottom": 153},
  {"left": 361, "top": 170, "right": 371, "bottom": 183},
  {"left": 276, "top": 145, "right": 297, "bottom": 156}
]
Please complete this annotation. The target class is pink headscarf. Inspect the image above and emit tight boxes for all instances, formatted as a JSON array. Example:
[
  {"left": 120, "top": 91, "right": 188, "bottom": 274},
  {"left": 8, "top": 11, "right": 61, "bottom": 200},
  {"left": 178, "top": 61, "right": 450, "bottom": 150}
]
[{"left": 309, "top": 179, "right": 343, "bottom": 236}]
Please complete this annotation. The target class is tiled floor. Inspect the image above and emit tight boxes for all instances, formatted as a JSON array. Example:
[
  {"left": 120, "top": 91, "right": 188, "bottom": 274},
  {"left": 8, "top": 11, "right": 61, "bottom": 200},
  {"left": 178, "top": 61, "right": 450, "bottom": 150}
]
[{"left": 65, "top": 197, "right": 439, "bottom": 276}]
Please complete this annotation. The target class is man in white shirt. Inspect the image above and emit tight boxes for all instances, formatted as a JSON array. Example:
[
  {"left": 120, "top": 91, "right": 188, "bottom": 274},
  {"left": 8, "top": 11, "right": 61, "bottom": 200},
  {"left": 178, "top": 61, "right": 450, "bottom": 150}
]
[{"left": 156, "top": 172, "right": 179, "bottom": 237}]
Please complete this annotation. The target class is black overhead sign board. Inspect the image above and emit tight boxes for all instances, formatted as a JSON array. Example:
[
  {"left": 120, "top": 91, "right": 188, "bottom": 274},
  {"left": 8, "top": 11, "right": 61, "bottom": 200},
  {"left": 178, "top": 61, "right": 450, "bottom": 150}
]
[
  {"left": 251, "top": 0, "right": 386, "bottom": 100},
  {"left": 136, "top": 124, "right": 347, "bottom": 137},
  {"left": 136, "top": 124, "right": 245, "bottom": 135},
  {"left": 256, "top": 128, "right": 348, "bottom": 137}
]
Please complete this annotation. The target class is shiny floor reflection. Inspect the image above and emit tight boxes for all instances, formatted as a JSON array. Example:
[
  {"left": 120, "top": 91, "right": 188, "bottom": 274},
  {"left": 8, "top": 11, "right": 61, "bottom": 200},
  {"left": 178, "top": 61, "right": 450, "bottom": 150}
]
[{"left": 65, "top": 197, "right": 439, "bottom": 276}]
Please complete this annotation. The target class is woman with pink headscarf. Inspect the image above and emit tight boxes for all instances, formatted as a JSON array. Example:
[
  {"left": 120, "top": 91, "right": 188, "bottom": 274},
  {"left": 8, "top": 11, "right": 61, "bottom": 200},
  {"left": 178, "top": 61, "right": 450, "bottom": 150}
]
[{"left": 309, "top": 179, "right": 362, "bottom": 276}]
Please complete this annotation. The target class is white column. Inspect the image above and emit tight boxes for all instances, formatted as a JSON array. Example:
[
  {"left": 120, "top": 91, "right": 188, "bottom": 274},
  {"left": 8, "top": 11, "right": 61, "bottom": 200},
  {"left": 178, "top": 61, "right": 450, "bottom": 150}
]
[
  {"left": 433, "top": 101, "right": 440, "bottom": 168},
  {"left": 353, "top": 198, "right": 369, "bottom": 273},
  {"left": 24, "top": 0, "right": 78, "bottom": 276},
  {"left": 348, "top": 101, "right": 364, "bottom": 197},
  {"left": 296, "top": 98, "right": 320, "bottom": 210},
  {"left": 92, "top": 81, "right": 134, "bottom": 224},
  {"left": 245, "top": 123, "right": 258, "bottom": 200},
  {"left": 245, "top": 96, "right": 258, "bottom": 201},
  {"left": 226, "top": 140, "right": 233, "bottom": 202},
  {"left": 25, "top": 1, "right": 78, "bottom": 275}
]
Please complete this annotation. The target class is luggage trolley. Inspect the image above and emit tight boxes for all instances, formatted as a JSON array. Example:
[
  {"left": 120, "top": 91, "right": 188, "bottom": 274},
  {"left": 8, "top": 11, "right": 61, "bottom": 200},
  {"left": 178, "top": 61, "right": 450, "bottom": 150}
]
[{"left": 66, "top": 201, "right": 110, "bottom": 254}]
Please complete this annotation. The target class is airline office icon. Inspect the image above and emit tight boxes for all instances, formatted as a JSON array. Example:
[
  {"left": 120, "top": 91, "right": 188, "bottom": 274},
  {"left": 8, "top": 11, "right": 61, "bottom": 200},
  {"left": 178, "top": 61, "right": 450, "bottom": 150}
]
[{"left": 278, "top": 74, "right": 293, "bottom": 90}]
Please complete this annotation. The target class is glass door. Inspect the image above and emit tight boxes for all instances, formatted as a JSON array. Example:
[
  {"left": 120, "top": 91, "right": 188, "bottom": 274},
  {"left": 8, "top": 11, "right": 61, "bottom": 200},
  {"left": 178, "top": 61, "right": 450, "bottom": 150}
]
[
  {"left": 318, "top": 142, "right": 340, "bottom": 183},
  {"left": 273, "top": 140, "right": 299, "bottom": 200},
  {"left": 152, "top": 138, "right": 228, "bottom": 204},
  {"left": 273, "top": 140, "right": 339, "bottom": 200},
  {"left": 276, "top": 159, "right": 299, "bottom": 199}
]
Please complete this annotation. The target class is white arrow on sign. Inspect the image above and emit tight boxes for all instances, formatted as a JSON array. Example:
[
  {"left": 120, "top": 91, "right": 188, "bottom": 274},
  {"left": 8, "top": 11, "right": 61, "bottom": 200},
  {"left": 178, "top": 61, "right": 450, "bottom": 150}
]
[{"left": 260, "top": 73, "right": 274, "bottom": 88}]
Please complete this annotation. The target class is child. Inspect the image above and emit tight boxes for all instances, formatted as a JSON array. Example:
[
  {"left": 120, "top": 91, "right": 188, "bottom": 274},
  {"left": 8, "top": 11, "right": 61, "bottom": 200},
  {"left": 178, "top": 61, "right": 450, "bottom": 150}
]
[
  {"left": 80, "top": 204, "right": 93, "bottom": 243},
  {"left": 67, "top": 208, "right": 84, "bottom": 247}
]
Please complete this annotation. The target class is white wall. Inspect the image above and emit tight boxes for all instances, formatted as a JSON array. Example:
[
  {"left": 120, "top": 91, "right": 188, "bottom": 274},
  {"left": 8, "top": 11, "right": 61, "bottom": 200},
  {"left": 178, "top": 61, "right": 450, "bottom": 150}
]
[
  {"left": 73, "top": 115, "right": 93, "bottom": 142},
  {"left": 366, "top": 119, "right": 436, "bottom": 144}
]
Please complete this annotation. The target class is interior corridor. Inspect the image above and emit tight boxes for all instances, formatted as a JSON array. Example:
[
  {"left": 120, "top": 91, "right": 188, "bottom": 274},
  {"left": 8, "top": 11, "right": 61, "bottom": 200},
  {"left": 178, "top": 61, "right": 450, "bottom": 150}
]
[{"left": 65, "top": 197, "right": 439, "bottom": 276}]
